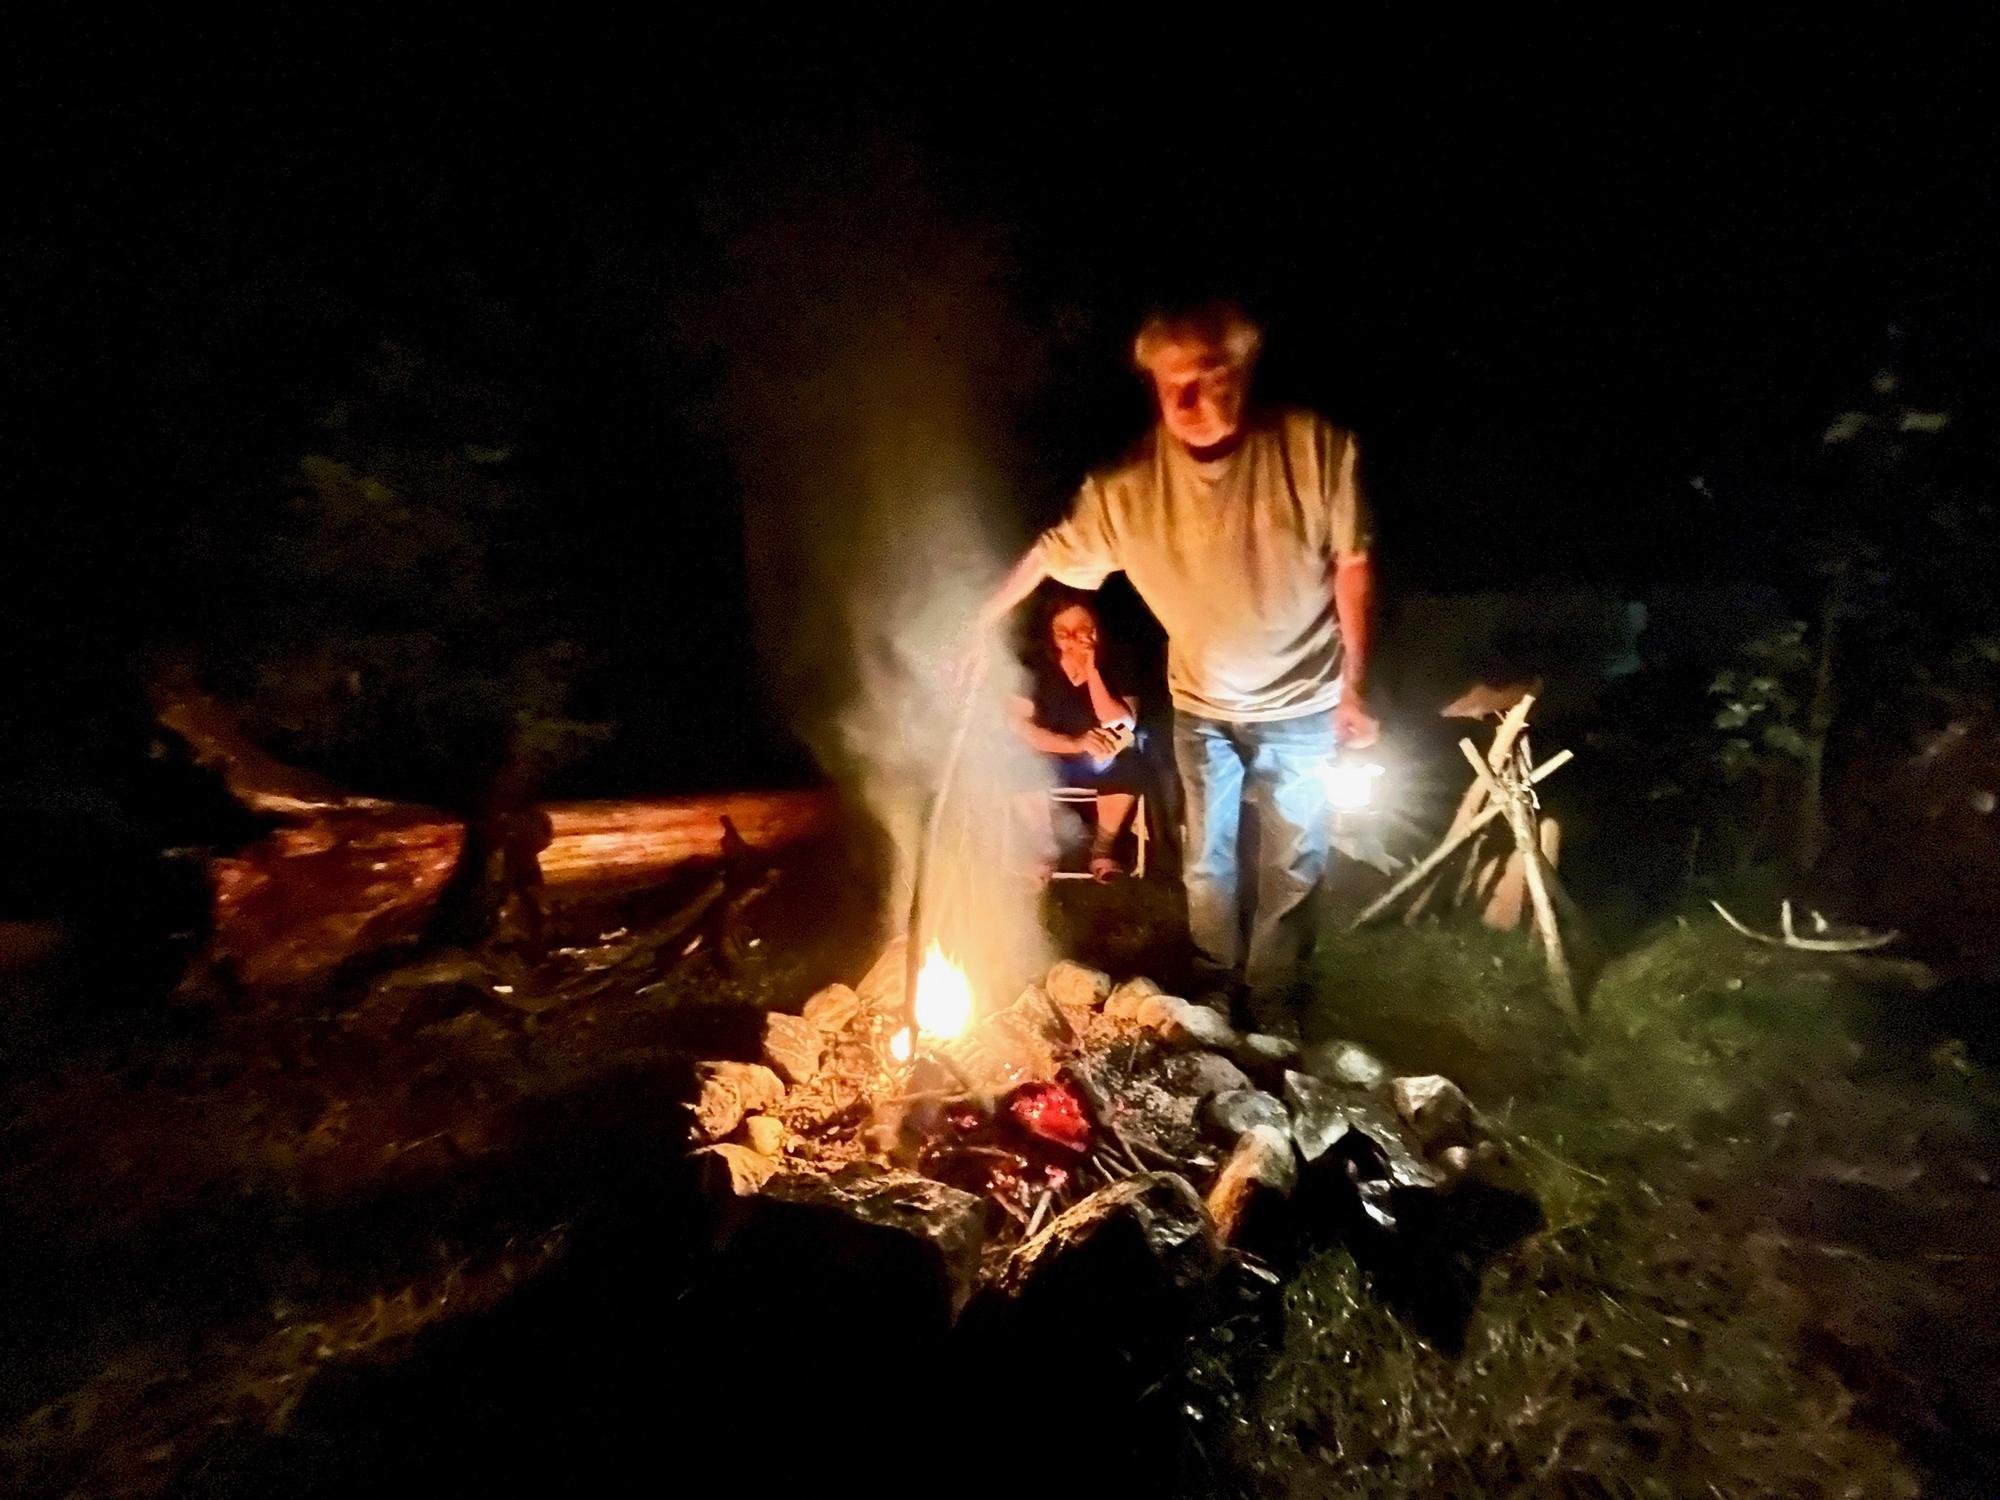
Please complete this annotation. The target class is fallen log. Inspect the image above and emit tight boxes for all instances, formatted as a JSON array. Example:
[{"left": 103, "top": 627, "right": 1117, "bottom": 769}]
[{"left": 158, "top": 679, "right": 839, "bottom": 985}]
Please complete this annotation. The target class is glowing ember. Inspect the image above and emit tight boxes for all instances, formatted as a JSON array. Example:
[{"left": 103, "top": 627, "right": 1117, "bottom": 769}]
[{"left": 888, "top": 942, "right": 975, "bottom": 1061}]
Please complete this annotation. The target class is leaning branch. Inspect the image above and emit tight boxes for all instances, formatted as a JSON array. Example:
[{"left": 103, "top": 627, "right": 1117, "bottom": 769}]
[{"left": 1349, "top": 749, "right": 1573, "bottom": 929}]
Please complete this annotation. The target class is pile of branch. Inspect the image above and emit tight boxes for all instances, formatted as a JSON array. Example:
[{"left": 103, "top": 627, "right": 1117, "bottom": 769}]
[{"left": 1350, "top": 694, "right": 1581, "bottom": 1015}]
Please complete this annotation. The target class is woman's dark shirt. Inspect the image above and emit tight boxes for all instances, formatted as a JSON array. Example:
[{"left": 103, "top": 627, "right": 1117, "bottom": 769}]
[{"left": 1028, "top": 650, "right": 1135, "bottom": 738}]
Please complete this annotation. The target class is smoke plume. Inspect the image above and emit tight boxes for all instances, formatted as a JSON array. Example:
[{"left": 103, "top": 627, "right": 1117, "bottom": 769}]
[{"left": 702, "top": 132, "right": 1056, "bottom": 1003}]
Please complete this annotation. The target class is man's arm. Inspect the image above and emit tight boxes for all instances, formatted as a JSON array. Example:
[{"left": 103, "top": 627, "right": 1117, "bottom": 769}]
[
  {"left": 963, "top": 478, "right": 1118, "bottom": 677},
  {"left": 976, "top": 547, "right": 1052, "bottom": 634},
  {"left": 1332, "top": 552, "right": 1379, "bottom": 747},
  {"left": 1335, "top": 552, "right": 1374, "bottom": 697}
]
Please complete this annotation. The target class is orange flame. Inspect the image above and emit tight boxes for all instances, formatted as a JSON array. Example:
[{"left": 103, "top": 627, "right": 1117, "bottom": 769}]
[{"left": 889, "top": 942, "right": 975, "bottom": 1061}]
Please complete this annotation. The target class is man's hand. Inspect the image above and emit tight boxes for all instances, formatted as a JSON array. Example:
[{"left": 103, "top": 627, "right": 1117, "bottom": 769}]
[{"left": 1334, "top": 691, "right": 1380, "bottom": 750}]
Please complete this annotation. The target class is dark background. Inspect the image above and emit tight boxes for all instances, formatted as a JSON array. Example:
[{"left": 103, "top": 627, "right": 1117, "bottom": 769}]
[{"left": 7, "top": 18, "right": 1995, "bottom": 803}]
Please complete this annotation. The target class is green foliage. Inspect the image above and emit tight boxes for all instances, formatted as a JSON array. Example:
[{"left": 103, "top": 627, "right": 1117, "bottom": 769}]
[
  {"left": 1666, "top": 348, "right": 1997, "bottom": 877},
  {"left": 215, "top": 336, "right": 607, "bottom": 800},
  {"left": 1708, "top": 620, "right": 1814, "bottom": 781}
]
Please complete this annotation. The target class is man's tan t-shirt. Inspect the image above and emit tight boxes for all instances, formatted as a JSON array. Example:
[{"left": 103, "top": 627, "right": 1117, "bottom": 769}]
[{"left": 1036, "top": 407, "right": 1372, "bottom": 723}]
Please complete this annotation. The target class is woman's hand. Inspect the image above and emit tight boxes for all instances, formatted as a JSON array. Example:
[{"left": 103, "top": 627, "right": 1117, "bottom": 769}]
[{"left": 1073, "top": 726, "right": 1123, "bottom": 758}]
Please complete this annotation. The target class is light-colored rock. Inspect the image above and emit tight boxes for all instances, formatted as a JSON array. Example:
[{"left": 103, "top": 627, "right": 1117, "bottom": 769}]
[
  {"left": 761, "top": 1012, "right": 825, "bottom": 1086},
  {"left": 1205, "top": 1087, "right": 1292, "bottom": 1139},
  {"left": 1007, "top": 985, "right": 1072, "bottom": 1042},
  {"left": 1044, "top": 961, "right": 1112, "bottom": 1025},
  {"left": 1389, "top": 1075, "right": 1477, "bottom": 1151},
  {"left": 1205, "top": 1124, "right": 1298, "bottom": 1244},
  {"left": 693, "top": 1061, "right": 787, "bottom": 1142},
  {"left": 801, "top": 982, "right": 862, "bottom": 1032},
  {"left": 1104, "top": 976, "right": 1162, "bottom": 1023},
  {"left": 1233, "top": 1032, "right": 1300, "bottom": 1074},
  {"left": 743, "top": 1114, "right": 786, "bottom": 1157},
  {"left": 1161, "top": 1050, "right": 1252, "bottom": 1102},
  {"left": 697, "top": 1143, "right": 780, "bottom": 1196},
  {"left": 854, "top": 937, "right": 907, "bottom": 1013},
  {"left": 1300, "top": 1039, "right": 1388, "bottom": 1089},
  {"left": 1138, "top": 995, "right": 1236, "bottom": 1051}
]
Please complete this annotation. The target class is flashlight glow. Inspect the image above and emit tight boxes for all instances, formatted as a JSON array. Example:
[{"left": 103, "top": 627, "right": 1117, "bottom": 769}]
[{"left": 1323, "top": 759, "right": 1386, "bottom": 811}]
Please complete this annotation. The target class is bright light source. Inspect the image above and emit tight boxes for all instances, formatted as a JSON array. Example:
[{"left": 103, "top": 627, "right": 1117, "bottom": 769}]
[
  {"left": 1323, "top": 759, "right": 1387, "bottom": 811},
  {"left": 889, "top": 943, "right": 975, "bottom": 1062},
  {"left": 914, "top": 942, "right": 974, "bottom": 1039}
]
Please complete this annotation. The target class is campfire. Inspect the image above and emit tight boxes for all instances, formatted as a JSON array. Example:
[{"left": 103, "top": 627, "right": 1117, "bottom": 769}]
[
  {"left": 688, "top": 940, "right": 1522, "bottom": 1315},
  {"left": 887, "top": 942, "right": 976, "bottom": 1063}
]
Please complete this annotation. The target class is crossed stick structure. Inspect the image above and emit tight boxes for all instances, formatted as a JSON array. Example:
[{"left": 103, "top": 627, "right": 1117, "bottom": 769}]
[{"left": 1349, "top": 694, "right": 1579, "bottom": 1016}]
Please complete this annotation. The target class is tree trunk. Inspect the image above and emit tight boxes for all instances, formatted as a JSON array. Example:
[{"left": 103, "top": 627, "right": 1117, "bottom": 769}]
[{"left": 1794, "top": 576, "right": 1843, "bottom": 873}]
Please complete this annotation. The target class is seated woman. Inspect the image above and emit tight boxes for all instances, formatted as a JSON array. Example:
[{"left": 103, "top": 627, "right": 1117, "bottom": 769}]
[{"left": 1008, "top": 594, "right": 1145, "bottom": 880}]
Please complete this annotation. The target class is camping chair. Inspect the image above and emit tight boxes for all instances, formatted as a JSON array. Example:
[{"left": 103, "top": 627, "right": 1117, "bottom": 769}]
[{"left": 1044, "top": 785, "right": 1148, "bottom": 880}]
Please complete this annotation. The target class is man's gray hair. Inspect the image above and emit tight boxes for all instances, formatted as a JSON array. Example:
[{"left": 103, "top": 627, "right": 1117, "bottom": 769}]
[{"left": 1132, "top": 301, "right": 1263, "bottom": 373}]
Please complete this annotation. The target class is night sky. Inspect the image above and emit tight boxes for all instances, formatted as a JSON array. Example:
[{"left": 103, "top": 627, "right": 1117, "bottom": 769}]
[{"left": 9, "top": 19, "right": 1996, "bottom": 795}]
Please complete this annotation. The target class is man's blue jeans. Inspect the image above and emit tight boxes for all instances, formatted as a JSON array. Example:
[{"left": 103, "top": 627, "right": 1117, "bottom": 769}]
[{"left": 1172, "top": 709, "right": 1336, "bottom": 994}]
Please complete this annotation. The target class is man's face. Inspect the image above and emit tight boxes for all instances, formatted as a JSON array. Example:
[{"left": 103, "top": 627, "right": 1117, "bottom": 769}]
[{"left": 1149, "top": 340, "right": 1248, "bottom": 451}]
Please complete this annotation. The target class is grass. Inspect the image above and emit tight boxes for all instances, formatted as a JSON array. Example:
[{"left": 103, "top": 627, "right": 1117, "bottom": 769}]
[{"left": 1168, "top": 912, "right": 2000, "bottom": 1497}]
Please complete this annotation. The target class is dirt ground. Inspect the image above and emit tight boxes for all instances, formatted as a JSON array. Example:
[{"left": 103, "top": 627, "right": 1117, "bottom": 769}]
[{"left": 4, "top": 851, "right": 1998, "bottom": 1497}]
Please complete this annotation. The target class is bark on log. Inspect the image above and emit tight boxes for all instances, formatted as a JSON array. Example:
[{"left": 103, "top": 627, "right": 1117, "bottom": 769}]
[{"left": 158, "top": 680, "right": 839, "bottom": 987}]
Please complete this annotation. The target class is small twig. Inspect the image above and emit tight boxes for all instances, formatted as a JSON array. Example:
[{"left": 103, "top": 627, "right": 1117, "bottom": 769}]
[
  {"left": 873, "top": 1087, "right": 982, "bottom": 1110},
  {"left": 1517, "top": 1133, "right": 1611, "bottom": 1186},
  {"left": 1062, "top": 1059, "right": 1148, "bottom": 1172},
  {"left": 903, "top": 655, "right": 988, "bottom": 1076},
  {"left": 1026, "top": 1188, "right": 1053, "bottom": 1238}
]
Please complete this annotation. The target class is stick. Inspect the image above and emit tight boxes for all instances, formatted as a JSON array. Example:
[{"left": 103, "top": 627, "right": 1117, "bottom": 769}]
[
  {"left": 1709, "top": 899, "right": 1899, "bottom": 953},
  {"left": 902, "top": 657, "right": 988, "bottom": 1064},
  {"left": 1459, "top": 740, "right": 1576, "bottom": 1016},
  {"left": 1062, "top": 1060, "right": 1149, "bottom": 1173},
  {"left": 1348, "top": 749, "right": 1573, "bottom": 929},
  {"left": 1026, "top": 1187, "right": 1054, "bottom": 1238},
  {"left": 1409, "top": 694, "right": 1540, "bottom": 921}
]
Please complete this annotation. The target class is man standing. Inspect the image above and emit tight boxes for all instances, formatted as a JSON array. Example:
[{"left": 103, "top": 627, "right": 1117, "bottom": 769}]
[{"left": 973, "top": 303, "right": 1377, "bottom": 1016}]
